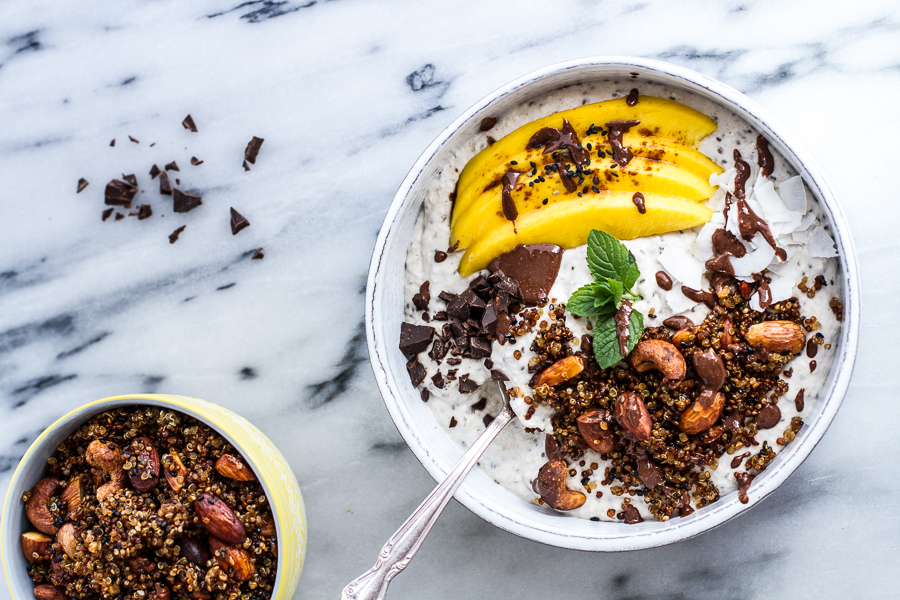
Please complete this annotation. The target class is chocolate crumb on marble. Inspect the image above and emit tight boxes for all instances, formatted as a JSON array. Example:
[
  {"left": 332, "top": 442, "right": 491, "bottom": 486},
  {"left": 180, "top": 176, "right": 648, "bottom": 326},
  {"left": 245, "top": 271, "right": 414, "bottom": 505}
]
[
  {"left": 137, "top": 204, "right": 152, "bottom": 220},
  {"left": 165, "top": 161, "right": 180, "bottom": 172},
  {"left": 159, "top": 171, "right": 172, "bottom": 195},
  {"left": 129, "top": 135, "right": 139, "bottom": 143},
  {"left": 182, "top": 114, "right": 198, "bottom": 132},
  {"left": 230, "top": 207, "right": 250, "bottom": 235},
  {"left": 245, "top": 137, "right": 264, "bottom": 164},
  {"left": 191, "top": 156, "right": 204, "bottom": 166},
  {"left": 251, "top": 248, "right": 265, "bottom": 260},
  {"left": 110, "top": 139, "right": 115, "bottom": 147},
  {"left": 105, "top": 178, "right": 137, "bottom": 207},
  {"left": 168, "top": 225, "right": 186, "bottom": 243},
  {"left": 115, "top": 212, "right": 124, "bottom": 220},
  {"left": 243, "top": 160, "right": 251, "bottom": 172},
  {"left": 76, "top": 178, "right": 89, "bottom": 193},
  {"left": 101, "top": 208, "right": 114, "bottom": 221},
  {"left": 149, "top": 164, "right": 161, "bottom": 179},
  {"left": 173, "top": 188, "right": 202, "bottom": 213}
]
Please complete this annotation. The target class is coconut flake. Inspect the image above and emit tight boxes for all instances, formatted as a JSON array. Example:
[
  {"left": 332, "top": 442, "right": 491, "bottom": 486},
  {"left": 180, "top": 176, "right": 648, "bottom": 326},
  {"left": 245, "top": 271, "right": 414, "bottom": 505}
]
[
  {"left": 730, "top": 233, "right": 776, "bottom": 277},
  {"left": 692, "top": 222, "right": 717, "bottom": 260},
  {"left": 711, "top": 167, "right": 736, "bottom": 191},
  {"left": 808, "top": 226, "right": 838, "bottom": 258},
  {"left": 777, "top": 176, "right": 808, "bottom": 214},
  {"left": 767, "top": 273, "right": 795, "bottom": 304},
  {"left": 659, "top": 247, "right": 706, "bottom": 289},
  {"left": 666, "top": 288, "right": 699, "bottom": 313}
]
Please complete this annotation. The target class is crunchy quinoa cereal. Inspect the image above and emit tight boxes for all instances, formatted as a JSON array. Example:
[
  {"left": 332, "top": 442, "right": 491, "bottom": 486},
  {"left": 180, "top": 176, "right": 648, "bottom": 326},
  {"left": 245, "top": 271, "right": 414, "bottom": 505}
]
[{"left": 19, "top": 407, "right": 277, "bottom": 600}]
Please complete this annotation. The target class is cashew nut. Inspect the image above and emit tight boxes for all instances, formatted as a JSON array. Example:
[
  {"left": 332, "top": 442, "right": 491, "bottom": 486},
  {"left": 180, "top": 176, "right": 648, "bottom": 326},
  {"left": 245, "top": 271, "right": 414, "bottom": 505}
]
[
  {"left": 85, "top": 440, "right": 127, "bottom": 500},
  {"left": 25, "top": 477, "right": 60, "bottom": 535},
  {"left": 628, "top": 339, "right": 686, "bottom": 388},
  {"left": 532, "top": 458, "right": 586, "bottom": 511}
]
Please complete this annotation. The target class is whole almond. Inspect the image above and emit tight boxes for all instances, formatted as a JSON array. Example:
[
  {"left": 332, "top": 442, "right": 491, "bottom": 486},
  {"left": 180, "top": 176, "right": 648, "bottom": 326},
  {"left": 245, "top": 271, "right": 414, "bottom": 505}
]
[
  {"left": 679, "top": 391, "right": 727, "bottom": 435},
  {"left": 179, "top": 536, "right": 211, "bottom": 566},
  {"left": 745, "top": 321, "right": 804, "bottom": 354},
  {"left": 33, "top": 585, "right": 67, "bottom": 600},
  {"left": 614, "top": 392, "right": 652, "bottom": 441},
  {"left": 215, "top": 454, "right": 256, "bottom": 481},
  {"left": 126, "top": 437, "right": 160, "bottom": 492},
  {"left": 209, "top": 537, "right": 255, "bottom": 582},
  {"left": 60, "top": 475, "right": 86, "bottom": 519},
  {"left": 534, "top": 356, "right": 585, "bottom": 387},
  {"left": 575, "top": 409, "right": 617, "bottom": 453},
  {"left": 21, "top": 532, "right": 52, "bottom": 563},
  {"left": 194, "top": 493, "right": 246, "bottom": 545}
]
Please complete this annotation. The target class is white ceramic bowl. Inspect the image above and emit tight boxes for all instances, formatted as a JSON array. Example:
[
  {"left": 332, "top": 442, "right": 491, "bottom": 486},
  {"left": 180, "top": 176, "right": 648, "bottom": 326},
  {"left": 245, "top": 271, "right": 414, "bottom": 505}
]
[{"left": 365, "top": 57, "right": 860, "bottom": 551}]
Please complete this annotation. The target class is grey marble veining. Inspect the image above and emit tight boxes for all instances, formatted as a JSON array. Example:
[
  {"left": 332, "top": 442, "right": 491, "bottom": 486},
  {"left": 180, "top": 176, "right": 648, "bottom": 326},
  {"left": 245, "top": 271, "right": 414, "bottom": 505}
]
[{"left": 1, "top": 0, "right": 898, "bottom": 598}]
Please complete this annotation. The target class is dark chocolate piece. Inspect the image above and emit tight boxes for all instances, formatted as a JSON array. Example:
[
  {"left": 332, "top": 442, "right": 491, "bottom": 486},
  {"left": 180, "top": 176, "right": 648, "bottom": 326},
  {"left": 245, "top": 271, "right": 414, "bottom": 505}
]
[
  {"left": 431, "top": 372, "right": 445, "bottom": 389},
  {"left": 150, "top": 164, "right": 161, "bottom": 179},
  {"left": 406, "top": 356, "right": 426, "bottom": 387},
  {"left": 190, "top": 157, "right": 204, "bottom": 166},
  {"left": 77, "top": 178, "right": 89, "bottom": 193},
  {"left": 400, "top": 322, "right": 435, "bottom": 357},
  {"left": 169, "top": 225, "right": 186, "bottom": 244},
  {"left": 605, "top": 120, "right": 640, "bottom": 167},
  {"left": 428, "top": 337, "right": 448, "bottom": 362},
  {"left": 488, "top": 244, "right": 562, "bottom": 305},
  {"left": 469, "top": 337, "right": 492, "bottom": 359},
  {"left": 110, "top": 139, "right": 116, "bottom": 147},
  {"left": 182, "top": 115, "right": 198, "bottom": 132},
  {"left": 129, "top": 135, "right": 139, "bottom": 144},
  {"left": 421, "top": 389, "right": 430, "bottom": 402},
  {"left": 245, "top": 136, "right": 264, "bottom": 164},
  {"left": 432, "top": 310, "right": 448, "bottom": 321},
  {"left": 482, "top": 414, "right": 494, "bottom": 427},
  {"left": 458, "top": 374, "right": 478, "bottom": 393},
  {"left": 159, "top": 171, "right": 172, "bottom": 195},
  {"left": 165, "top": 161, "right": 180, "bottom": 172},
  {"left": 446, "top": 294, "right": 471, "bottom": 322},
  {"left": 252, "top": 248, "right": 264, "bottom": 260},
  {"left": 490, "top": 370, "right": 509, "bottom": 382},
  {"left": 123, "top": 174, "right": 137, "bottom": 187},
  {"left": 137, "top": 204, "right": 152, "bottom": 220},
  {"left": 626, "top": 88, "right": 639, "bottom": 107},
  {"left": 449, "top": 416, "right": 458, "bottom": 428},
  {"left": 105, "top": 178, "right": 138, "bottom": 207},
  {"left": 115, "top": 212, "right": 124, "bottom": 220},
  {"left": 434, "top": 250, "right": 448, "bottom": 263},
  {"left": 479, "top": 116, "right": 497, "bottom": 131},
  {"left": 102, "top": 208, "right": 114, "bottom": 221},
  {"left": 173, "top": 188, "right": 202, "bottom": 213},
  {"left": 230, "top": 207, "right": 250, "bottom": 235},
  {"left": 412, "top": 281, "right": 431, "bottom": 311},
  {"left": 471, "top": 397, "right": 487, "bottom": 412},
  {"left": 243, "top": 160, "right": 251, "bottom": 172}
]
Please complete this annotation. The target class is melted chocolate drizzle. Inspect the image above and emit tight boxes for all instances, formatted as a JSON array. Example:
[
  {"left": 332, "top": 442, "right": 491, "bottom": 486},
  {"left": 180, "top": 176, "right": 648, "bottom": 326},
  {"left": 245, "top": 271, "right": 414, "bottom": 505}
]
[
  {"left": 655, "top": 271, "right": 673, "bottom": 291},
  {"left": 605, "top": 120, "right": 640, "bottom": 167},
  {"left": 614, "top": 300, "right": 633, "bottom": 358},
  {"left": 752, "top": 273, "right": 772, "bottom": 308},
  {"left": 555, "top": 161, "right": 576, "bottom": 192},
  {"left": 756, "top": 135, "right": 774, "bottom": 177},
  {"left": 501, "top": 170, "right": 524, "bottom": 230},
  {"left": 526, "top": 119, "right": 589, "bottom": 165},
  {"left": 736, "top": 196, "right": 787, "bottom": 261},
  {"left": 632, "top": 191, "right": 646, "bottom": 214},
  {"left": 733, "top": 149, "right": 751, "bottom": 200},
  {"left": 626, "top": 88, "right": 639, "bottom": 107},
  {"left": 681, "top": 285, "right": 716, "bottom": 309}
]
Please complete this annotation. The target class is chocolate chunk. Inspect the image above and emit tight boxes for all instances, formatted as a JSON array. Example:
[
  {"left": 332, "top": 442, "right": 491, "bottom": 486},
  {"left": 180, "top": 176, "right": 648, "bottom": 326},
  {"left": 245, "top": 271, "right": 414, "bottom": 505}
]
[
  {"left": 490, "top": 270, "right": 521, "bottom": 298},
  {"left": 446, "top": 294, "right": 471, "bottom": 322},
  {"left": 458, "top": 374, "right": 478, "bottom": 393},
  {"left": 412, "top": 281, "right": 431, "bottom": 311},
  {"left": 165, "top": 161, "right": 180, "bottom": 172},
  {"left": 489, "top": 244, "right": 562, "bottom": 305},
  {"left": 486, "top": 136, "right": 496, "bottom": 145},
  {"left": 449, "top": 322, "right": 467, "bottom": 339},
  {"left": 431, "top": 372, "right": 445, "bottom": 389},
  {"left": 105, "top": 178, "right": 138, "bottom": 207},
  {"left": 243, "top": 160, "right": 251, "bottom": 172},
  {"left": 490, "top": 370, "right": 509, "bottom": 382},
  {"left": 182, "top": 115, "right": 198, "bottom": 132},
  {"left": 173, "top": 188, "right": 202, "bottom": 213},
  {"left": 756, "top": 404, "right": 781, "bottom": 429},
  {"left": 480, "top": 304, "right": 498, "bottom": 334},
  {"left": 471, "top": 397, "right": 487, "bottom": 412},
  {"left": 230, "top": 207, "right": 250, "bottom": 235},
  {"left": 469, "top": 337, "right": 492, "bottom": 359},
  {"left": 446, "top": 369, "right": 458, "bottom": 380},
  {"left": 102, "top": 208, "right": 114, "bottom": 221},
  {"left": 622, "top": 505, "right": 644, "bottom": 524},
  {"left": 159, "top": 171, "right": 172, "bottom": 195},
  {"left": 176, "top": 178, "right": 181, "bottom": 185},
  {"left": 483, "top": 359, "right": 493, "bottom": 369},
  {"left": 636, "top": 455, "right": 662, "bottom": 488},
  {"left": 449, "top": 416, "right": 458, "bottom": 428},
  {"left": 190, "top": 157, "right": 204, "bottom": 166},
  {"left": 123, "top": 174, "right": 138, "bottom": 188},
  {"left": 399, "top": 322, "right": 435, "bottom": 357},
  {"left": 421, "top": 312, "right": 430, "bottom": 322},
  {"left": 137, "top": 204, "right": 152, "bottom": 220},
  {"left": 432, "top": 310, "right": 448, "bottom": 321},
  {"left": 479, "top": 116, "right": 497, "bottom": 131},
  {"left": 428, "top": 337, "right": 447, "bottom": 362},
  {"left": 76, "top": 178, "right": 89, "bottom": 193},
  {"left": 252, "top": 248, "right": 264, "bottom": 260},
  {"left": 406, "top": 356, "right": 426, "bottom": 387},
  {"left": 245, "top": 136, "right": 264, "bottom": 164},
  {"left": 150, "top": 164, "right": 161, "bottom": 179},
  {"left": 446, "top": 357, "right": 461, "bottom": 366},
  {"left": 434, "top": 250, "right": 448, "bottom": 263},
  {"left": 129, "top": 135, "right": 139, "bottom": 144},
  {"left": 110, "top": 139, "right": 116, "bottom": 147},
  {"left": 463, "top": 289, "right": 485, "bottom": 317},
  {"left": 483, "top": 414, "right": 494, "bottom": 427},
  {"left": 469, "top": 275, "right": 491, "bottom": 297},
  {"left": 421, "top": 389, "right": 430, "bottom": 402},
  {"left": 168, "top": 225, "right": 186, "bottom": 244},
  {"left": 438, "top": 290, "right": 456, "bottom": 303},
  {"left": 115, "top": 212, "right": 124, "bottom": 220}
]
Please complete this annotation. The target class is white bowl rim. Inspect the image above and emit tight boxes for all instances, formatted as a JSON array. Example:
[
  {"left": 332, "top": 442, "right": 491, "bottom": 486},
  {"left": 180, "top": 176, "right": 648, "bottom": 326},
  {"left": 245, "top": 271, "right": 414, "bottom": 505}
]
[{"left": 365, "top": 56, "right": 861, "bottom": 551}]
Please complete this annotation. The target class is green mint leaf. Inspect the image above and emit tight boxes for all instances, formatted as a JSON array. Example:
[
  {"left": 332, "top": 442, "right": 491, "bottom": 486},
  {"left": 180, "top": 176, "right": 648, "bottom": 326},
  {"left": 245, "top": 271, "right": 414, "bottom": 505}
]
[
  {"left": 567, "top": 284, "right": 615, "bottom": 317},
  {"left": 586, "top": 229, "right": 640, "bottom": 290},
  {"left": 591, "top": 306, "right": 645, "bottom": 369},
  {"left": 595, "top": 278, "right": 623, "bottom": 308}
]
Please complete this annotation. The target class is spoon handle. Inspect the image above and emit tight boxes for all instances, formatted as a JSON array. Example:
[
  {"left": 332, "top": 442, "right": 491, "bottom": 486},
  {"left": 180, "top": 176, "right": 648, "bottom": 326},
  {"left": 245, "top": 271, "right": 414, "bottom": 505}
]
[{"left": 341, "top": 402, "right": 513, "bottom": 600}]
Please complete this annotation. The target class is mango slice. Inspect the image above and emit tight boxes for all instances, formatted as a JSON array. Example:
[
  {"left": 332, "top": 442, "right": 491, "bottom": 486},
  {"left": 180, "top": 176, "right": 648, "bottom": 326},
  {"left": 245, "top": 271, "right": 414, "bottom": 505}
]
[
  {"left": 450, "top": 155, "right": 717, "bottom": 250},
  {"left": 458, "top": 192, "right": 714, "bottom": 276},
  {"left": 454, "top": 96, "right": 718, "bottom": 219}
]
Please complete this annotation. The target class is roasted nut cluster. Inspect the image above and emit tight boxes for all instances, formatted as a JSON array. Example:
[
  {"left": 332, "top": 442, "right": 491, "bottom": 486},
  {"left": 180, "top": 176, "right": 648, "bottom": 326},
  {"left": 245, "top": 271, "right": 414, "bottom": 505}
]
[{"left": 20, "top": 407, "right": 277, "bottom": 600}]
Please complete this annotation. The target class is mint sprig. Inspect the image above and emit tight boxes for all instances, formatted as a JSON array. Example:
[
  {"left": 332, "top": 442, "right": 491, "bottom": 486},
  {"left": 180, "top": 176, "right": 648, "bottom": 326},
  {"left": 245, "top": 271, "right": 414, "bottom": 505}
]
[{"left": 568, "top": 230, "right": 645, "bottom": 369}]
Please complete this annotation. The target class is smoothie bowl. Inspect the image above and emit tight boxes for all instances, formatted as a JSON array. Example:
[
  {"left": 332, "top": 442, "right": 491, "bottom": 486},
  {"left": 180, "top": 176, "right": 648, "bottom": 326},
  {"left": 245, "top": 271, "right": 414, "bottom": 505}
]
[
  {"left": 366, "top": 57, "right": 859, "bottom": 551},
  {"left": 1, "top": 394, "right": 306, "bottom": 600}
]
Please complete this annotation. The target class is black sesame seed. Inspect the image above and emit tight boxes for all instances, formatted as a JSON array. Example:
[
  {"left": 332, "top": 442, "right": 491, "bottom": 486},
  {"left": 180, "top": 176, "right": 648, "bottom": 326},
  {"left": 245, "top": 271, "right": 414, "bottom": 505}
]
[
  {"left": 593, "top": 176, "right": 600, "bottom": 185},
  {"left": 542, "top": 198, "right": 548, "bottom": 205},
  {"left": 510, "top": 160, "right": 518, "bottom": 165}
]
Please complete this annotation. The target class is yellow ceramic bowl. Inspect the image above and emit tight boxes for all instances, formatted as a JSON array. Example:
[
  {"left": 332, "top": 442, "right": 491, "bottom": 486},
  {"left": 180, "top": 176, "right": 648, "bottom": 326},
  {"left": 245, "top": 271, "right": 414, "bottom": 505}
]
[{"left": 1, "top": 394, "right": 306, "bottom": 600}]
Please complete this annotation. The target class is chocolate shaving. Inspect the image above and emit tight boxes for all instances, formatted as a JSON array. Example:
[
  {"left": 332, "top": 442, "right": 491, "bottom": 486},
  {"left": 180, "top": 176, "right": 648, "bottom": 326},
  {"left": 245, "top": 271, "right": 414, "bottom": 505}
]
[
  {"left": 190, "top": 157, "right": 204, "bottom": 166},
  {"left": 244, "top": 137, "right": 264, "bottom": 164},
  {"left": 483, "top": 414, "right": 494, "bottom": 427},
  {"left": 110, "top": 139, "right": 116, "bottom": 147},
  {"left": 129, "top": 135, "right": 139, "bottom": 144},
  {"left": 488, "top": 244, "right": 562, "bottom": 305},
  {"left": 105, "top": 179, "right": 138, "bottom": 207},
  {"left": 756, "top": 135, "right": 774, "bottom": 177},
  {"left": 123, "top": 174, "right": 137, "bottom": 188},
  {"left": 406, "top": 356, "right": 426, "bottom": 387},
  {"left": 165, "top": 161, "right": 180, "bottom": 172},
  {"left": 76, "top": 178, "right": 89, "bottom": 193},
  {"left": 230, "top": 207, "right": 250, "bottom": 235},
  {"left": 449, "top": 416, "right": 458, "bottom": 428},
  {"left": 471, "top": 397, "right": 487, "bottom": 412},
  {"left": 173, "top": 189, "right": 202, "bottom": 213},
  {"left": 526, "top": 119, "right": 589, "bottom": 165},
  {"left": 168, "top": 225, "right": 186, "bottom": 244},
  {"left": 102, "top": 208, "right": 114, "bottom": 221},
  {"left": 149, "top": 164, "right": 161, "bottom": 179},
  {"left": 605, "top": 120, "right": 639, "bottom": 167},
  {"left": 479, "top": 116, "right": 497, "bottom": 131},
  {"left": 159, "top": 171, "right": 172, "bottom": 195},
  {"left": 243, "top": 160, "right": 251, "bottom": 172},
  {"left": 137, "top": 204, "right": 152, "bottom": 220},
  {"left": 115, "top": 213, "right": 124, "bottom": 220},
  {"left": 431, "top": 372, "right": 445, "bottom": 389},
  {"left": 469, "top": 337, "right": 492, "bottom": 359},
  {"left": 182, "top": 115, "right": 198, "bottom": 132},
  {"left": 252, "top": 248, "right": 264, "bottom": 260}
]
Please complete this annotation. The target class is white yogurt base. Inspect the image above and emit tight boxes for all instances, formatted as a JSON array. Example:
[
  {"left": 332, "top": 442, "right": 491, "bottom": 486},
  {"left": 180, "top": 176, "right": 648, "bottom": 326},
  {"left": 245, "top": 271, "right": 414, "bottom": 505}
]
[{"left": 403, "top": 80, "right": 841, "bottom": 522}]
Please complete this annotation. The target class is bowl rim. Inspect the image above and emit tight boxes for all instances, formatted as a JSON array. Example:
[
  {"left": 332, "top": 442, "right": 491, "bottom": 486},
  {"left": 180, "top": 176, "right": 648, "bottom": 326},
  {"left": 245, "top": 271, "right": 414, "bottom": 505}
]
[
  {"left": 365, "top": 56, "right": 861, "bottom": 551},
  {"left": 1, "top": 394, "right": 299, "bottom": 599}
]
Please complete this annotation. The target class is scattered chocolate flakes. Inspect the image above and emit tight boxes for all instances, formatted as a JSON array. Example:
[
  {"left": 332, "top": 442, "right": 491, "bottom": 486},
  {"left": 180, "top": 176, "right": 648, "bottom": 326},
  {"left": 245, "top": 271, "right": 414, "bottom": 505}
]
[
  {"left": 137, "top": 204, "right": 153, "bottom": 220},
  {"left": 110, "top": 139, "right": 116, "bottom": 147},
  {"left": 449, "top": 416, "right": 458, "bottom": 428},
  {"left": 406, "top": 356, "right": 426, "bottom": 387},
  {"left": 76, "top": 178, "right": 89, "bottom": 193},
  {"left": 251, "top": 248, "right": 264, "bottom": 260},
  {"left": 434, "top": 250, "right": 448, "bottom": 263},
  {"left": 190, "top": 156, "right": 204, "bottom": 166},
  {"left": 129, "top": 135, "right": 139, "bottom": 144},
  {"left": 105, "top": 178, "right": 138, "bottom": 207},
  {"left": 412, "top": 281, "right": 431, "bottom": 311},
  {"left": 159, "top": 171, "right": 172, "bottom": 195},
  {"left": 102, "top": 208, "right": 114, "bottom": 221},
  {"left": 230, "top": 207, "right": 250, "bottom": 235},
  {"left": 479, "top": 116, "right": 497, "bottom": 131},
  {"left": 469, "top": 337, "right": 492, "bottom": 359},
  {"left": 243, "top": 160, "right": 251, "bottom": 172},
  {"left": 399, "top": 322, "right": 435, "bottom": 357},
  {"left": 182, "top": 114, "right": 198, "bottom": 132},
  {"left": 482, "top": 414, "right": 494, "bottom": 427},
  {"left": 165, "top": 161, "right": 180, "bottom": 172},
  {"left": 123, "top": 174, "right": 137, "bottom": 187},
  {"left": 150, "top": 164, "right": 161, "bottom": 179},
  {"left": 150, "top": 142, "right": 156, "bottom": 147},
  {"left": 471, "top": 397, "right": 487, "bottom": 412},
  {"left": 115, "top": 212, "right": 124, "bottom": 220},
  {"left": 244, "top": 136, "right": 264, "bottom": 165},
  {"left": 490, "top": 370, "right": 509, "bottom": 382},
  {"left": 173, "top": 188, "right": 202, "bottom": 213},
  {"left": 168, "top": 225, "right": 186, "bottom": 244}
]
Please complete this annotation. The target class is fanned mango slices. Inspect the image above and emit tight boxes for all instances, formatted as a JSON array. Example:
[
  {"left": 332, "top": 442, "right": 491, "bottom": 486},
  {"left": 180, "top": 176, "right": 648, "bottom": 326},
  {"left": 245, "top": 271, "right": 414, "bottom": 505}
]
[
  {"left": 450, "top": 154, "right": 718, "bottom": 251},
  {"left": 458, "top": 192, "right": 714, "bottom": 276}
]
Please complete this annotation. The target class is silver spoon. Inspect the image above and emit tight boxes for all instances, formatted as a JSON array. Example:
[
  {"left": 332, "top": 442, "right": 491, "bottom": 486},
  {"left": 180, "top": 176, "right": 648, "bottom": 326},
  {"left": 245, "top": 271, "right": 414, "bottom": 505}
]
[{"left": 341, "top": 382, "right": 515, "bottom": 600}]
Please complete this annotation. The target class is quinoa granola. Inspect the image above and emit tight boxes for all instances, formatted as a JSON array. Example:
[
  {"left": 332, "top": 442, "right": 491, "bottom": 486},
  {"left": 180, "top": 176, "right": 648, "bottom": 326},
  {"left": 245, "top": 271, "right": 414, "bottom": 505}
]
[{"left": 20, "top": 407, "right": 277, "bottom": 600}]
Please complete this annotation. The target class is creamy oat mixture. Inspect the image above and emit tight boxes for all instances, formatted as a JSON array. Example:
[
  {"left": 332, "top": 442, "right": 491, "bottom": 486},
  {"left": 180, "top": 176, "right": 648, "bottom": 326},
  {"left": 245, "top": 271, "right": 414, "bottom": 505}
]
[{"left": 403, "top": 80, "right": 841, "bottom": 521}]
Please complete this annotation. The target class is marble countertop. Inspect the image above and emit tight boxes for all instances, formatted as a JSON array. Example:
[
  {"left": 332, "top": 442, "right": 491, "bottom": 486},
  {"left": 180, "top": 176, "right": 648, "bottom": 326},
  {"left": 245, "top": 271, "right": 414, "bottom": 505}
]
[{"left": 1, "top": 0, "right": 896, "bottom": 597}]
